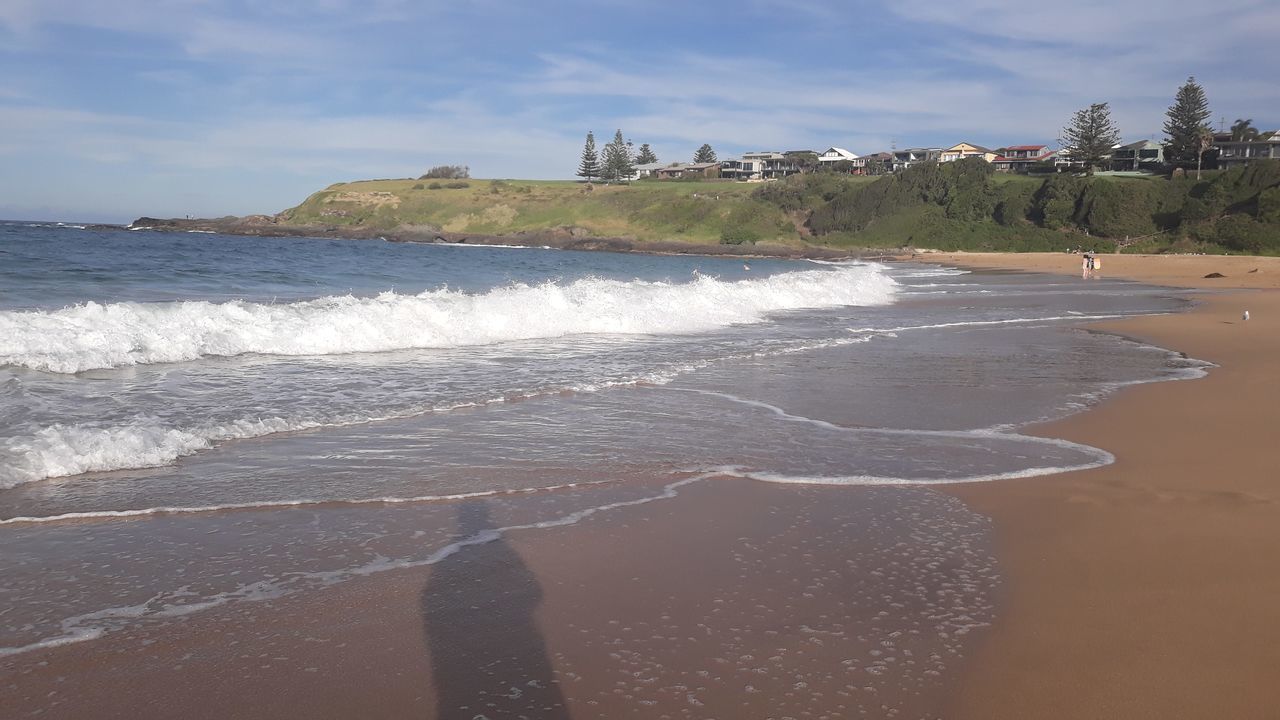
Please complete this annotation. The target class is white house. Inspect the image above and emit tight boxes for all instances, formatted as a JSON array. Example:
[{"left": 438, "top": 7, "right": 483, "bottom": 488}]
[{"left": 817, "top": 147, "right": 859, "bottom": 168}]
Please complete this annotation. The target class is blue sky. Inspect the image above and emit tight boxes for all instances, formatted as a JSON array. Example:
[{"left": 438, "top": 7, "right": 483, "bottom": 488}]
[{"left": 2, "top": 0, "right": 1278, "bottom": 222}]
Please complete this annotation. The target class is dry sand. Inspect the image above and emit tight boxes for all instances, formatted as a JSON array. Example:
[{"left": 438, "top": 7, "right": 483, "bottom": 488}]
[{"left": 922, "top": 253, "right": 1280, "bottom": 718}]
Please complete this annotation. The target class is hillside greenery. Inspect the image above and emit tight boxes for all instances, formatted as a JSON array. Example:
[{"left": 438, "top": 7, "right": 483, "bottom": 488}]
[
  {"left": 796, "top": 158, "right": 1280, "bottom": 254},
  {"left": 279, "top": 159, "right": 1280, "bottom": 254}
]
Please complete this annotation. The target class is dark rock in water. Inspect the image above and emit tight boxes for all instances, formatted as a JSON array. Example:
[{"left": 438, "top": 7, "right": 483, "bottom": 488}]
[{"left": 1204, "top": 272, "right": 1226, "bottom": 278}]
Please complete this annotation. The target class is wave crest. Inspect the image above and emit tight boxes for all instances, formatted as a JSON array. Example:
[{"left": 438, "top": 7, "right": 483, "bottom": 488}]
[{"left": 1, "top": 265, "right": 896, "bottom": 374}]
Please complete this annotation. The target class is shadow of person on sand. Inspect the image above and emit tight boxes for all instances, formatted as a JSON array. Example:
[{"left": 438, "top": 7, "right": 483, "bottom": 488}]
[{"left": 422, "top": 500, "right": 570, "bottom": 719}]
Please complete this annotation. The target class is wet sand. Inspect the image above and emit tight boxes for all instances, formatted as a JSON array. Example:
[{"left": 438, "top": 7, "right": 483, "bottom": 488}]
[
  {"left": 2, "top": 478, "right": 997, "bottom": 719},
  {"left": 927, "top": 253, "right": 1280, "bottom": 718}
]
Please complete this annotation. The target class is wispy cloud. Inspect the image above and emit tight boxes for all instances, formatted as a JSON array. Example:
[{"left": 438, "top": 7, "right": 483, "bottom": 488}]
[{"left": 2, "top": 0, "right": 1278, "bottom": 221}]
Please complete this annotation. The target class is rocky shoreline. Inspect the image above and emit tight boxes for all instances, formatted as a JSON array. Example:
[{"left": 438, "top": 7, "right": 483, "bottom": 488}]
[{"left": 122, "top": 215, "right": 876, "bottom": 261}]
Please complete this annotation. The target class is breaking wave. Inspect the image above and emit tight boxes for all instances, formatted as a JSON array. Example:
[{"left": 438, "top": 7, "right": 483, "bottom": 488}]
[{"left": 0, "top": 265, "right": 897, "bottom": 374}]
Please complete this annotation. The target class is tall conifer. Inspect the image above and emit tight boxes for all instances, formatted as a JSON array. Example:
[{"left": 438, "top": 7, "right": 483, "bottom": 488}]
[
  {"left": 577, "top": 131, "right": 600, "bottom": 181},
  {"left": 1163, "top": 76, "right": 1212, "bottom": 166},
  {"left": 693, "top": 144, "right": 717, "bottom": 163},
  {"left": 603, "top": 129, "right": 634, "bottom": 183},
  {"left": 1059, "top": 102, "right": 1120, "bottom": 175},
  {"left": 635, "top": 143, "right": 658, "bottom": 164}
]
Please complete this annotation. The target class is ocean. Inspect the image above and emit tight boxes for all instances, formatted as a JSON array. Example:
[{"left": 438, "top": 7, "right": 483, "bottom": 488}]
[{"left": 0, "top": 221, "right": 1205, "bottom": 715}]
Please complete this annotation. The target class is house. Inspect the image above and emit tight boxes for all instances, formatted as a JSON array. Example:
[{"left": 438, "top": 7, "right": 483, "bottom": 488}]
[
  {"left": 940, "top": 142, "right": 997, "bottom": 163},
  {"left": 653, "top": 162, "right": 721, "bottom": 180},
  {"left": 719, "top": 158, "right": 767, "bottom": 181},
  {"left": 892, "top": 147, "right": 941, "bottom": 172},
  {"left": 817, "top": 147, "right": 860, "bottom": 170},
  {"left": 684, "top": 162, "right": 721, "bottom": 178},
  {"left": 741, "top": 151, "right": 805, "bottom": 180},
  {"left": 632, "top": 162, "right": 667, "bottom": 179},
  {"left": 992, "top": 145, "right": 1056, "bottom": 173},
  {"left": 1214, "top": 131, "right": 1280, "bottom": 169},
  {"left": 861, "top": 151, "right": 895, "bottom": 175},
  {"left": 1109, "top": 140, "right": 1164, "bottom": 171}
]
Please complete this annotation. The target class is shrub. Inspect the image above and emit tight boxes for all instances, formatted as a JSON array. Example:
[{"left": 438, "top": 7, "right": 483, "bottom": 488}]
[
  {"left": 444, "top": 181, "right": 470, "bottom": 189},
  {"left": 427, "top": 182, "right": 443, "bottom": 190},
  {"left": 411, "top": 183, "right": 425, "bottom": 190},
  {"left": 1216, "top": 215, "right": 1276, "bottom": 253},
  {"left": 720, "top": 225, "right": 761, "bottom": 244}
]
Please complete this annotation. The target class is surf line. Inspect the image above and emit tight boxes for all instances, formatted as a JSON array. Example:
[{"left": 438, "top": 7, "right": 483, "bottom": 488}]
[
  {"left": 657, "top": 387, "right": 1117, "bottom": 484},
  {"left": 0, "top": 470, "right": 723, "bottom": 658}
]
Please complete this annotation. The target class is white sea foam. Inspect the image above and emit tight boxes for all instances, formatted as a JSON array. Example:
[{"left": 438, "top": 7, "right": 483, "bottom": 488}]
[
  {"left": 845, "top": 313, "right": 1135, "bottom": 336},
  {"left": 0, "top": 369, "right": 681, "bottom": 487},
  {"left": 0, "top": 480, "right": 608, "bottom": 526},
  {"left": 0, "top": 265, "right": 896, "bottom": 374}
]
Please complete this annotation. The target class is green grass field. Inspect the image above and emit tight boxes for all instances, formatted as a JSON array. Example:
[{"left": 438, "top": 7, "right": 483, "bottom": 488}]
[{"left": 283, "top": 178, "right": 786, "bottom": 244}]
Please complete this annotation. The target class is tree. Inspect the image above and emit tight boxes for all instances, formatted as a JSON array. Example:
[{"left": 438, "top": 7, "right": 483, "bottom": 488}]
[
  {"left": 635, "top": 143, "right": 658, "bottom": 165},
  {"left": 1196, "top": 127, "right": 1214, "bottom": 180},
  {"left": 577, "top": 131, "right": 600, "bottom": 181},
  {"left": 420, "top": 165, "right": 469, "bottom": 180},
  {"left": 1163, "top": 76, "right": 1212, "bottom": 167},
  {"left": 693, "top": 144, "right": 717, "bottom": 163},
  {"left": 1059, "top": 102, "right": 1120, "bottom": 175},
  {"left": 602, "top": 129, "right": 634, "bottom": 183},
  {"left": 784, "top": 150, "right": 819, "bottom": 173},
  {"left": 1231, "top": 118, "right": 1261, "bottom": 142}
]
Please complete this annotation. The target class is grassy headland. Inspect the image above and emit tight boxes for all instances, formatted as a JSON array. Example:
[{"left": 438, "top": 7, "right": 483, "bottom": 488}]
[
  {"left": 277, "top": 177, "right": 821, "bottom": 247},
  {"left": 262, "top": 159, "right": 1280, "bottom": 254}
]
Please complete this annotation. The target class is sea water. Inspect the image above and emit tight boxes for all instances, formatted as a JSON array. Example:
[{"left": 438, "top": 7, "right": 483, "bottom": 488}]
[{"left": 0, "top": 222, "right": 1204, "bottom": 712}]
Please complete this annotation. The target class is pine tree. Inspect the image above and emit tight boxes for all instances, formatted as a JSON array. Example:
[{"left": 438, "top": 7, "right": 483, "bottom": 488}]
[
  {"left": 1059, "top": 102, "right": 1120, "bottom": 175},
  {"left": 1163, "top": 76, "right": 1212, "bottom": 167},
  {"left": 577, "top": 131, "right": 600, "bottom": 181},
  {"left": 693, "top": 144, "right": 717, "bottom": 163},
  {"left": 603, "top": 129, "right": 634, "bottom": 183},
  {"left": 635, "top": 143, "right": 658, "bottom": 165}
]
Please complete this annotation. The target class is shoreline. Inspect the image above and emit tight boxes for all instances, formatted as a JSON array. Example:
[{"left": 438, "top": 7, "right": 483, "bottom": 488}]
[
  {"left": 7, "top": 251, "right": 1280, "bottom": 717},
  {"left": 932, "top": 252, "right": 1280, "bottom": 717}
]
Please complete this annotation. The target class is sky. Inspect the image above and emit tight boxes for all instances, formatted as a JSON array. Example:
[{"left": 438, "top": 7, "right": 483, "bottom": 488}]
[{"left": 2, "top": 0, "right": 1278, "bottom": 223}]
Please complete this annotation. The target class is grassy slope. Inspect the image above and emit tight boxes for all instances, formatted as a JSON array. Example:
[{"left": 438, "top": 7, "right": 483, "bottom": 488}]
[
  {"left": 280, "top": 178, "right": 801, "bottom": 245},
  {"left": 277, "top": 163, "right": 1280, "bottom": 254}
]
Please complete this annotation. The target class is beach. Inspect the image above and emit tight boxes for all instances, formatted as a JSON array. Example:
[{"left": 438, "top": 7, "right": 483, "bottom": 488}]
[
  {"left": 930, "top": 252, "right": 1280, "bottom": 718},
  {"left": 4, "top": 228, "right": 1278, "bottom": 718}
]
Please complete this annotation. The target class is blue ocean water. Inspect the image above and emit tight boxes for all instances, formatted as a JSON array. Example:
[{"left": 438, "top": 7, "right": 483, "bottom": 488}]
[{"left": 0, "top": 220, "right": 1204, "bottom": 697}]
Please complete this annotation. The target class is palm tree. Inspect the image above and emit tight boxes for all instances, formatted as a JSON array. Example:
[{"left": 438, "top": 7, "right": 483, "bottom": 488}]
[
  {"left": 1197, "top": 128, "right": 1214, "bottom": 180},
  {"left": 1230, "top": 118, "right": 1261, "bottom": 142}
]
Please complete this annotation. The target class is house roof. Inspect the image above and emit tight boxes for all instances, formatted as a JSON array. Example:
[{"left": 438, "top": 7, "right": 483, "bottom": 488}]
[
  {"left": 1004, "top": 144, "right": 1048, "bottom": 151},
  {"left": 686, "top": 162, "right": 720, "bottom": 169},
  {"left": 994, "top": 150, "right": 1057, "bottom": 162},
  {"left": 945, "top": 142, "right": 993, "bottom": 153},
  {"left": 818, "top": 147, "right": 859, "bottom": 160},
  {"left": 633, "top": 162, "right": 667, "bottom": 171}
]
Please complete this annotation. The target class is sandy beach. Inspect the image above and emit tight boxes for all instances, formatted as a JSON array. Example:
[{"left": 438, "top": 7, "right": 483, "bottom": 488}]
[
  {"left": 6, "top": 250, "right": 1280, "bottom": 719},
  {"left": 925, "top": 252, "right": 1280, "bottom": 718}
]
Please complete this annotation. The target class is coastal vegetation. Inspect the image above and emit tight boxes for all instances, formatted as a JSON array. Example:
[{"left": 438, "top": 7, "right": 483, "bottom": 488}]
[
  {"left": 277, "top": 158, "right": 1280, "bottom": 254},
  {"left": 794, "top": 158, "right": 1280, "bottom": 253}
]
